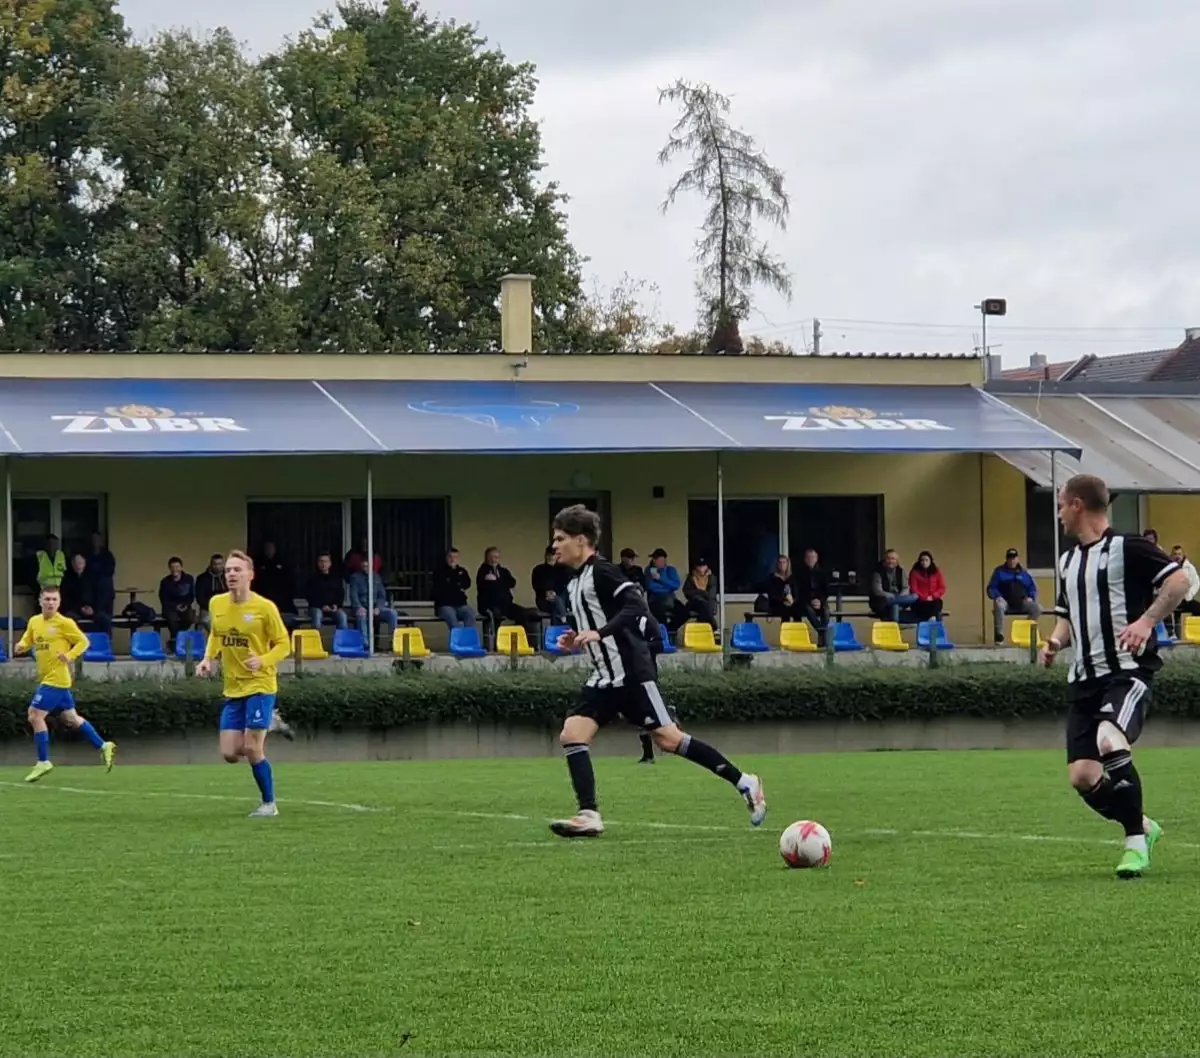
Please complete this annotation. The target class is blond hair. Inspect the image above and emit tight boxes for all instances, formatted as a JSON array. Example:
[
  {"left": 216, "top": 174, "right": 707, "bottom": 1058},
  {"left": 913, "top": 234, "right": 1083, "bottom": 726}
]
[{"left": 226, "top": 549, "right": 254, "bottom": 569}]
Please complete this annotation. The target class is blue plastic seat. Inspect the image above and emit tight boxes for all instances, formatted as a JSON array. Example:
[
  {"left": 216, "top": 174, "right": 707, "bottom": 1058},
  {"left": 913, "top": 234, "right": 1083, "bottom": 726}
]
[
  {"left": 730, "top": 621, "right": 770, "bottom": 653},
  {"left": 659, "top": 624, "right": 677, "bottom": 654},
  {"left": 175, "top": 630, "right": 208, "bottom": 660},
  {"left": 916, "top": 620, "right": 956, "bottom": 650},
  {"left": 1155, "top": 621, "right": 1176, "bottom": 647},
  {"left": 0, "top": 615, "right": 27, "bottom": 632},
  {"left": 84, "top": 632, "right": 116, "bottom": 663},
  {"left": 0, "top": 636, "right": 7, "bottom": 662},
  {"left": 449, "top": 626, "right": 488, "bottom": 659},
  {"left": 130, "top": 629, "right": 167, "bottom": 661},
  {"left": 332, "top": 627, "right": 372, "bottom": 659},
  {"left": 543, "top": 624, "right": 573, "bottom": 654},
  {"left": 832, "top": 622, "right": 864, "bottom": 652}
]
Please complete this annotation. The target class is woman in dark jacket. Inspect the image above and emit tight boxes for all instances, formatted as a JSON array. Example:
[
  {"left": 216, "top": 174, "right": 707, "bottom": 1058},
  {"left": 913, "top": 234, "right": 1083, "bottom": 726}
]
[{"left": 763, "top": 555, "right": 796, "bottom": 619}]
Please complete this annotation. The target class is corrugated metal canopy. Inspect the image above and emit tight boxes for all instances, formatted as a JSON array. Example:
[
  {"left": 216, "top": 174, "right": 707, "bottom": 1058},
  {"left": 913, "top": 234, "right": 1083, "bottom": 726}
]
[{"left": 994, "top": 395, "right": 1200, "bottom": 492}]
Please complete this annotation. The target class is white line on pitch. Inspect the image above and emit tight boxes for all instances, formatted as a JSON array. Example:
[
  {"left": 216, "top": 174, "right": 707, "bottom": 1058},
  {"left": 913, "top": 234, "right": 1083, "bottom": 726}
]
[{"left": 0, "top": 781, "right": 381, "bottom": 813}]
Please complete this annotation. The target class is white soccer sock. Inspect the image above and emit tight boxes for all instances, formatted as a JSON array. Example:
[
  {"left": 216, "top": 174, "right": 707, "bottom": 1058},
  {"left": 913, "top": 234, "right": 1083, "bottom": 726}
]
[{"left": 1124, "top": 834, "right": 1148, "bottom": 854}]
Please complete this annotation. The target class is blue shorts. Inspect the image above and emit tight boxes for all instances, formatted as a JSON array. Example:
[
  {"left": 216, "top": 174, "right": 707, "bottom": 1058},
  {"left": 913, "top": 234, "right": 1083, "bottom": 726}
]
[
  {"left": 30, "top": 686, "right": 75, "bottom": 714},
  {"left": 219, "top": 694, "right": 276, "bottom": 732}
]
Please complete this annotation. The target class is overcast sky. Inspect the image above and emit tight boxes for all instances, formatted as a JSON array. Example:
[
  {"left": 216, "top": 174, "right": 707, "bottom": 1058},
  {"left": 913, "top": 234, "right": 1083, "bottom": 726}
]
[{"left": 120, "top": 0, "right": 1199, "bottom": 365}]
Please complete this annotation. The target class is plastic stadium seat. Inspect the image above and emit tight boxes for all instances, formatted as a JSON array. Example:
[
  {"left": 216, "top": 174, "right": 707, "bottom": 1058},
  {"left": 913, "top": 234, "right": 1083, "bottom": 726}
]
[
  {"left": 293, "top": 629, "right": 329, "bottom": 660},
  {"left": 496, "top": 625, "right": 535, "bottom": 657},
  {"left": 0, "top": 636, "right": 7, "bottom": 662},
  {"left": 1155, "top": 621, "right": 1176, "bottom": 647},
  {"left": 130, "top": 629, "right": 167, "bottom": 661},
  {"left": 332, "top": 628, "right": 371, "bottom": 659},
  {"left": 543, "top": 624, "right": 573, "bottom": 654},
  {"left": 392, "top": 627, "right": 431, "bottom": 658},
  {"left": 682, "top": 622, "right": 722, "bottom": 653},
  {"left": 730, "top": 622, "right": 770, "bottom": 653},
  {"left": 1183, "top": 616, "right": 1200, "bottom": 645},
  {"left": 0, "top": 615, "right": 27, "bottom": 631},
  {"left": 916, "top": 620, "right": 956, "bottom": 650},
  {"left": 175, "top": 630, "right": 208, "bottom": 660},
  {"left": 658, "top": 624, "right": 677, "bottom": 654},
  {"left": 449, "top": 626, "right": 488, "bottom": 658},
  {"left": 84, "top": 632, "right": 116, "bottom": 663},
  {"left": 1009, "top": 619, "right": 1045, "bottom": 649},
  {"left": 871, "top": 622, "right": 909, "bottom": 652},
  {"left": 779, "top": 621, "right": 818, "bottom": 653},
  {"left": 832, "top": 622, "right": 864, "bottom": 652}
]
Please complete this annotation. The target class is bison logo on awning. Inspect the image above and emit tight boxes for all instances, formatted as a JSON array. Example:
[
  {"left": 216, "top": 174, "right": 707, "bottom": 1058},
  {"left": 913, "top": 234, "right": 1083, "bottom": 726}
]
[
  {"left": 51, "top": 404, "right": 247, "bottom": 433},
  {"left": 407, "top": 399, "right": 579, "bottom": 431},
  {"left": 764, "top": 405, "right": 953, "bottom": 431}
]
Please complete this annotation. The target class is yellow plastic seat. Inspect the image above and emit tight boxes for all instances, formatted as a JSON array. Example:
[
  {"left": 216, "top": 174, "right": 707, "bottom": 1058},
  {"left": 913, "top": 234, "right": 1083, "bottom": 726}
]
[
  {"left": 1010, "top": 618, "right": 1045, "bottom": 649},
  {"left": 779, "top": 621, "right": 818, "bottom": 653},
  {"left": 871, "top": 621, "right": 909, "bottom": 652},
  {"left": 1183, "top": 615, "right": 1200, "bottom": 645},
  {"left": 682, "top": 622, "right": 722, "bottom": 653},
  {"left": 292, "top": 629, "right": 329, "bottom": 660},
  {"left": 392, "top": 627, "right": 431, "bottom": 658},
  {"left": 496, "top": 625, "right": 535, "bottom": 656}
]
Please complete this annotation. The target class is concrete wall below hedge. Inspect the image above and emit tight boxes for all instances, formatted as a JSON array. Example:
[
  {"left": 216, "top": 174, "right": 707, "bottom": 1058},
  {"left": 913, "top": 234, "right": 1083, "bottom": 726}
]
[{"left": 9, "top": 715, "right": 1200, "bottom": 767}]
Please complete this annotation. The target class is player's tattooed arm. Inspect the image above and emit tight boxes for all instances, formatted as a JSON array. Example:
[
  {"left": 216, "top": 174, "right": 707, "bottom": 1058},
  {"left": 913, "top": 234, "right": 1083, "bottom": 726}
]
[{"left": 1140, "top": 569, "right": 1189, "bottom": 628}]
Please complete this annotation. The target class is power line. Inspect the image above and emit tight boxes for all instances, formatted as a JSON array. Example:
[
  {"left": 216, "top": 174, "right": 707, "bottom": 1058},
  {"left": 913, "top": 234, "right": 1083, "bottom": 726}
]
[{"left": 819, "top": 316, "right": 1187, "bottom": 334}]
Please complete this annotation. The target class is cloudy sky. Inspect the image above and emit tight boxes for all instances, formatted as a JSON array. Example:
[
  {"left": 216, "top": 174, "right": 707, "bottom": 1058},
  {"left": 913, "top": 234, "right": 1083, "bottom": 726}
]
[{"left": 120, "top": 0, "right": 1199, "bottom": 366}]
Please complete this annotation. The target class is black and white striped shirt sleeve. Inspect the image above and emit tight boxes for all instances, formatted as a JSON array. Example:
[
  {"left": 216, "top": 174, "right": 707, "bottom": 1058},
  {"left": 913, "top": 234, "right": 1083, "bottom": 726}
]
[
  {"left": 1054, "top": 553, "right": 1071, "bottom": 618},
  {"left": 1123, "top": 536, "right": 1180, "bottom": 589}
]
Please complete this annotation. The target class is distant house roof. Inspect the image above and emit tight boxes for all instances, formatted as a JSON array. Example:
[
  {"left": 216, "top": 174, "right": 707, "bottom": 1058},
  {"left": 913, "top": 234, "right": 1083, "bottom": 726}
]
[
  {"left": 1148, "top": 334, "right": 1200, "bottom": 382},
  {"left": 1063, "top": 348, "right": 1174, "bottom": 382},
  {"left": 1001, "top": 339, "right": 1200, "bottom": 384},
  {"left": 1001, "top": 359, "right": 1075, "bottom": 381}
]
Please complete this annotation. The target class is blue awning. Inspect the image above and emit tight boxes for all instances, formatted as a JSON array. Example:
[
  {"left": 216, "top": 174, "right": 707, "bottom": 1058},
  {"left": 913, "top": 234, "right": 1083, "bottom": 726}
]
[{"left": 0, "top": 378, "right": 1079, "bottom": 456}]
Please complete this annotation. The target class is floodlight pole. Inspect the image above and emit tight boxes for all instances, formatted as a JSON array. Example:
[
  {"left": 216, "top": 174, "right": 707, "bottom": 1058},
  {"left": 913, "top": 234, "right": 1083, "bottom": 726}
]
[
  {"left": 1050, "top": 450, "right": 1060, "bottom": 601},
  {"left": 366, "top": 457, "right": 374, "bottom": 655},
  {"left": 717, "top": 451, "right": 726, "bottom": 653}
]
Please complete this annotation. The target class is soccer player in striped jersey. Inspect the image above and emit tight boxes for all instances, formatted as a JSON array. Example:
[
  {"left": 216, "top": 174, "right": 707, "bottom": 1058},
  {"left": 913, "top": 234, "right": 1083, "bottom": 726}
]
[
  {"left": 547, "top": 504, "right": 765, "bottom": 838},
  {"left": 1041, "top": 475, "right": 1188, "bottom": 877},
  {"left": 16, "top": 587, "right": 116, "bottom": 781},
  {"left": 196, "top": 551, "right": 291, "bottom": 817}
]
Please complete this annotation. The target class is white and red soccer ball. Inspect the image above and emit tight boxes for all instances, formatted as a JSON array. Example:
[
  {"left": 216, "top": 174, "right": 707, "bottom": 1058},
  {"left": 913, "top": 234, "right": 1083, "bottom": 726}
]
[{"left": 779, "top": 820, "right": 832, "bottom": 869}]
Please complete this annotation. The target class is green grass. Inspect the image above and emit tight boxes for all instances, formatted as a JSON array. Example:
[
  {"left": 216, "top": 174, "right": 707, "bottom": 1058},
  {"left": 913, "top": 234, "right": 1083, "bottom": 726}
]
[{"left": 3, "top": 747, "right": 1200, "bottom": 1058}]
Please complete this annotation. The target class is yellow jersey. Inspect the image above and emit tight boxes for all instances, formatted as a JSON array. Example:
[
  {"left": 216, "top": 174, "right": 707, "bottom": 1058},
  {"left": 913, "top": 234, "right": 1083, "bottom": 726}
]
[
  {"left": 17, "top": 614, "right": 90, "bottom": 689},
  {"left": 204, "top": 591, "right": 291, "bottom": 698}
]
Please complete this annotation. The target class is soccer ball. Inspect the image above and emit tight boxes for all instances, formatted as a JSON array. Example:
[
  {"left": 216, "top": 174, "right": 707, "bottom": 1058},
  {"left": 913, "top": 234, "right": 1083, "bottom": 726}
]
[{"left": 779, "top": 820, "right": 831, "bottom": 869}]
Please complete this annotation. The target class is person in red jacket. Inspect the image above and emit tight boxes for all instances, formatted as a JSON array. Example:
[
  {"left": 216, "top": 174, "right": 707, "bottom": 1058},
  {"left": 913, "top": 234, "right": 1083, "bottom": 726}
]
[{"left": 909, "top": 551, "right": 945, "bottom": 621}]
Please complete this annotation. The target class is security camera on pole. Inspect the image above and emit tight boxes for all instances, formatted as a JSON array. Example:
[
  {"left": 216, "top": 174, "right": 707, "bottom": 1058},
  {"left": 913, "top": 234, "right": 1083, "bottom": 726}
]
[{"left": 975, "top": 298, "right": 1007, "bottom": 378}]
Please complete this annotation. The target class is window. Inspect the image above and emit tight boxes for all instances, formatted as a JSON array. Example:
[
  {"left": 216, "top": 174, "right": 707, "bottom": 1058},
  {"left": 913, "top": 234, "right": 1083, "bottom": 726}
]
[
  {"left": 687, "top": 499, "right": 781, "bottom": 596},
  {"left": 10, "top": 495, "right": 105, "bottom": 592},
  {"left": 351, "top": 498, "right": 450, "bottom": 600},
  {"left": 246, "top": 501, "right": 344, "bottom": 577},
  {"left": 548, "top": 493, "right": 612, "bottom": 559},
  {"left": 787, "top": 496, "right": 883, "bottom": 586},
  {"left": 1025, "top": 482, "right": 1141, "bottom": 569}
]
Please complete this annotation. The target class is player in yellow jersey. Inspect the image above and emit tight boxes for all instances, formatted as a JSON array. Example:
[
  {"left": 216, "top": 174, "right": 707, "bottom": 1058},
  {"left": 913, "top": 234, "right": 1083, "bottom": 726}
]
[
  {"left": 195, "top": 550, "right": 291, "bottom": 817},
  {"left": 14, "top": 586, "right": 116, "bottom": 782}
]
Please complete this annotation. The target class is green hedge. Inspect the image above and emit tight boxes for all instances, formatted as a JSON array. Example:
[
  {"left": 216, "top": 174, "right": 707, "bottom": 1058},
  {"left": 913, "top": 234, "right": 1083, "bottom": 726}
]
[{"left": 3, "top": 663, "right": 1200, "bottom": 740}]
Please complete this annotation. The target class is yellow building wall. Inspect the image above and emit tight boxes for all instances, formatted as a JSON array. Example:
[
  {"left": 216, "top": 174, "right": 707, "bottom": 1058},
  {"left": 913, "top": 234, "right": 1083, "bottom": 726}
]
[
  {"left": 1, "top": 450, "right": 992, "bottom": 645},
  {"left": 1145, "top": 494, "right": 1200, "bottom": 559}
]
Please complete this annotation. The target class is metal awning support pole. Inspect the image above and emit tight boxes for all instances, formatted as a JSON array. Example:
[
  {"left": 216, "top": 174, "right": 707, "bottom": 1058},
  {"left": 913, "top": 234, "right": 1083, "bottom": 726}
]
[
  {"left": 366, "top": 458, "right": 374, "bottom": 655},
  {"left": 717, "top": 451, "right": 726, "bottom": 653},
  {"left": 5, "top": 458, "right": 12, "bottom": 652},
  {"left": 1050, "top": 451, "right": 1060, "bottom": 602}
]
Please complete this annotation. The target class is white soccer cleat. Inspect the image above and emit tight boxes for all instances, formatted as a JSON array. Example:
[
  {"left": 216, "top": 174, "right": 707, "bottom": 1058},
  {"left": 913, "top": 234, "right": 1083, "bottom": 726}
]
[
  {"left": 549, "top": 808, "right": 604, "bottom": 838},
  {"left": 248, "top": 802, "right": 279, "bottom": 818},
  {"left": 269, "top": 713, "right": 295, "bottom": 741},
  {"left": 738, "top": 773, "right": 767, "bottom": 827}
]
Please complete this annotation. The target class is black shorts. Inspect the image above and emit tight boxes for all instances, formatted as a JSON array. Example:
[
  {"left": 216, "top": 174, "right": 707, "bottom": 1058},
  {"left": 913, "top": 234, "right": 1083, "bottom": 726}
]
[
  {"left": 1066, "top": 674, "right": 1152, "bottom": 763},
  {"left": 571, "top": 682, "right": 677, "bottom": 731}
]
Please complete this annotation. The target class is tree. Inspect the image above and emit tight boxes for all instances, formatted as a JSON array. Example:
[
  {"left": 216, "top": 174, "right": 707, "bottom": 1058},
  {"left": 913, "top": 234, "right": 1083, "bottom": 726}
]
[{"left": 658, "top": 79, "right": 792, "bottom": 355}]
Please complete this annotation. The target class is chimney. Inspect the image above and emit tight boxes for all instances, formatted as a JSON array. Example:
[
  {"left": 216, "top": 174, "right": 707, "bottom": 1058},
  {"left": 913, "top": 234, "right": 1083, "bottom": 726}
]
[
  {"left": 1029, "top": 352, "right": 1047, "bottom": 370},
  {"left": 986, "top": 353, "right": 1003, "bottom": 379},
  {"left": 499, "top": 273, "right": 534, "bottom": 354},
  {"left": 1186, "top": 327, "right": 1200, "bottom": 342}
]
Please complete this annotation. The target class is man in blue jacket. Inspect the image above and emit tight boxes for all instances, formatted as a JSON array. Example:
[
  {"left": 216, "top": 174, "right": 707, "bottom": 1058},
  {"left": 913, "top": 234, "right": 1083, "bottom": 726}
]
[
  {"left": 987, "top": 548, "right": 1041, "bottom": 644},
  {"left": 645, "top": 548, "right": 682, "bottom": 628}
]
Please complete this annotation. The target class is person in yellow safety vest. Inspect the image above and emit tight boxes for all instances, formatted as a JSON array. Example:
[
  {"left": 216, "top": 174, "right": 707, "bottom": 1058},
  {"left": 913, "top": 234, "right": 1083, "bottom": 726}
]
[{"left": 36, "top": 535, "right": 67, "bottom": 589}]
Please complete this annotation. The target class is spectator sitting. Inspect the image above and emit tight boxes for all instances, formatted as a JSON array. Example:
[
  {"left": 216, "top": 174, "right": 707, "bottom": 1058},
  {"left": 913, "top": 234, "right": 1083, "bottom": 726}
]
[
  {"left": 256, "top": 541, "right": 298, "bottom": 628},
  {"left": 763, "top": 555, "right": 796, "bottom": 619},
  {"left": 618, "top": 548, "right": 646, "bottom": 589},
  {"left": 306, "top": 552, "right": 349, "bottom": 631},
  {"left": 61, "top": 553, "right": 110, "bottom": 634},
  {"left": 433, "top": 548, "right": 476, "bottom": 630},
  {"left": 532, "top": 546, "right": 570, "bottom": 623},
  {"left": 644, "top": 548, "right": 682, "bottom": 628},
  {"left": 85, "top": 531, "right": 116, "bottom": 627},
  {"left": 683, "top": 559, "right": 718, "bottom": 629},
  {"left": 1170, "top": 545, "right": 1200, "bottom": 634},
  {"left": 343, "top": 539, "right": 382, "bottom": 581},
  {"left": 1144, "top": 528, "right": 1159, "bottom": 548},
  {"left": 792, "top": 549, "right": 829, "bottom": 644},
  {"left": 909, "top": 550, "right": 946, "bottom": 621},
  {"left": 986, "top": 548, "right": 1040, "bottom": 644},
  {"left": 476, "top": 547, "right": 540, "bottom": 642},
  {"left": 869, "top": 549, "right": 919, "bottom": 623},
  {"left": 195, "top": 553, "right": 227, "bottom": 631},
  {"left": 158, "top": 556, "right": 196, "bottom": 648},
  {"left": 348, "top": 564, "right": 399, "bottom": 649}
]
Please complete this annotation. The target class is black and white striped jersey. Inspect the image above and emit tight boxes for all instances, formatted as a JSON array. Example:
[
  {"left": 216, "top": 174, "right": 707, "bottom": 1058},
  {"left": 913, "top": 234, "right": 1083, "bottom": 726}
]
[
  {"left": 566, "top": 556, "right": 658, "bottom": 688},
  {"left": 1054, "top": 531, "right": 1179, "bottom": 690}
]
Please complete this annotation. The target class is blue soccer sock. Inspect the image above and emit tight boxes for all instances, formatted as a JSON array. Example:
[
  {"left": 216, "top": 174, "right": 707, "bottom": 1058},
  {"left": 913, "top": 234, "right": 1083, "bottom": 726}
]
[
  {"left": 77, "top": 721, "right": 105, "bottom": 750},
  {"left": 34, "top": 730, "right": 50, "bottom": 763},
  {"left": 250, "top": 759, "right": 275, "bottom": 804}
]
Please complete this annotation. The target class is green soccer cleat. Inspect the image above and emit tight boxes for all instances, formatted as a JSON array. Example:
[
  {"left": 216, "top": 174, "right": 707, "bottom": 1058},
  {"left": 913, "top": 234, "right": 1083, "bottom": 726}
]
[
  {"left": 24, "top": 760, "right": 54, "bottom": 783},
  {"left": 1145, "top": 818, "right": 1163, "bottom": 862},
  {"left": 1116, "top": 846, "right": 1150, "bottom": 879},
  {"left": 101, "top": 741, "right": 116, "bottom": 772}
]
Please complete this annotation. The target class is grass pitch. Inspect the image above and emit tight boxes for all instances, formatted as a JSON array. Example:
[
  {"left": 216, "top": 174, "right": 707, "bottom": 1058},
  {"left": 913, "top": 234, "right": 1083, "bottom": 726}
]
[{"left": 3, "top": 747, "right": 1200, "bottom": 1058}]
